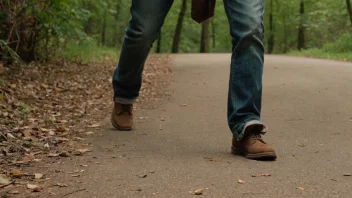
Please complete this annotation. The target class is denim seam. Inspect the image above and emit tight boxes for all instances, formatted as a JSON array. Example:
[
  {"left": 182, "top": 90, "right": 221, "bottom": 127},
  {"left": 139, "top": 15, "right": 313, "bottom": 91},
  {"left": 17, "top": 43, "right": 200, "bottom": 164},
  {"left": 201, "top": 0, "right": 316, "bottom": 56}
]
[
  {"left": 114, "top": 97, "right": 137, "bottom": 104},
  {"left": 232, "top": 116, "right": 263, "bottom": 141}
]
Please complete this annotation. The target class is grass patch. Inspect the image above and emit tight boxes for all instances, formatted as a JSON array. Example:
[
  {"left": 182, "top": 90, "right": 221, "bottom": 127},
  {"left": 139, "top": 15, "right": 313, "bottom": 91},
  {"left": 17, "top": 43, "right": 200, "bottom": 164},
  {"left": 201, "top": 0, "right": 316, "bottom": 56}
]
[
  {"left": 288, "top": 49, "right": 352, "bottom": 62},
  {"left": 62, "top": 41, "right": 119, "bottom": 64},
  {"left": 288, "top": 33, "right": 352, "bottom": 62}
]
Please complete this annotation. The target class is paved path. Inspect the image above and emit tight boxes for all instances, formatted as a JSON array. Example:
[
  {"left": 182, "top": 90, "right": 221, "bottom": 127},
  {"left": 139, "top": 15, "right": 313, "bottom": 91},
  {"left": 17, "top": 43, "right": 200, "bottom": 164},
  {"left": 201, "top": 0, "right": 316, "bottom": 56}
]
[{"left": 46, "top": 55, "right": 352, "bottom": 198}]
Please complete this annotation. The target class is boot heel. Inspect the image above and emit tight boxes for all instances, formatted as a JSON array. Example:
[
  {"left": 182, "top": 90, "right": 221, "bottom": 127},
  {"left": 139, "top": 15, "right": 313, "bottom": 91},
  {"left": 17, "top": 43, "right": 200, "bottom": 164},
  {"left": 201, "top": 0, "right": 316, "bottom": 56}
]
[{"left": 231, "top": 147, "right": 243, "bottom": 155}]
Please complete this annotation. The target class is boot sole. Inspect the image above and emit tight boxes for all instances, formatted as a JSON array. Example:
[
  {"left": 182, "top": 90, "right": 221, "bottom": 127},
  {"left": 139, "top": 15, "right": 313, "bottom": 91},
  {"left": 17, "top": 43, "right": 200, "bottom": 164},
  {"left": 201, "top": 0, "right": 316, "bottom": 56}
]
[
  {"left": 231, "top": 146, "right": 277, "bottom": 161},
  {"left": 111, "top": 118, "right": 132, "bottom": 131}
]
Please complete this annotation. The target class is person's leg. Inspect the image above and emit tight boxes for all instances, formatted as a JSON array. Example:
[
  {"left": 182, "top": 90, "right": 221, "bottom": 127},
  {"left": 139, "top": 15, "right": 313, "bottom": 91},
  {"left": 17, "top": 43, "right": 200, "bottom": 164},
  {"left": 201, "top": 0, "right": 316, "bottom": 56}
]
[
  {"left": 111, "top": 0, "right": 174, "bottom": 130},
  {"left": 223, "top": 0, "right": 276, "bottom": 160},
  {"left": 113, "top": 0, "right": 174, "bottom": 104}
]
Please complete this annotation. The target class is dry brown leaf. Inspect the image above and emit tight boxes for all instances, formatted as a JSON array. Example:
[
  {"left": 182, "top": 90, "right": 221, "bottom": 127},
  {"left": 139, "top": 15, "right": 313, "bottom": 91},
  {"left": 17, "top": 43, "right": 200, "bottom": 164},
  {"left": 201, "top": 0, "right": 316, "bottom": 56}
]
[
  {"left": 238, "top": 179, "right": 245, "bottom": 184},
  {"left": 11, "top": 169, "right": 24, "bottom": 178},
  {"left": 0, "top": 174, "right": 12, "bottom": 185},
  {"left": 34, "top": 173, "right": 43, "bottom": 179},
  {"left": 48, "top": 153, "right": 59, "bottom": 157},
  {"left": 48, "top": 130, "right": 55, "bottom": 136},
  {"left": 252, "top": 173, "right": 272, "bottom": 177},
  {"left": 55, "top": 183, "right": 68, "bottom": 187},
  {"left": 190, "top": 189, "right": 203, "bottom": 195},
  {"left": 57, "top": 126, "right": 68, "bottom": 132},
  {"left": 27, "top": 184, "right": 41, "bottom": 192},
  {"left": 59, "top": 152, "right": 70, "bottom": 157},
  {"left": 8, "top": 191, "right": 20, "bottom": 194},
  {"left": 74, "top": 148, "right": 89, "bottom": 156},
  {"left": 297, "top": 187, "right": 305, "bottom": 191},
  {"left": 343, "top": 173, "right": 352, "bottom": 176},
  {"left": 137, "top": 174, "right": 147, "bottom": 178},
  {"left": 88, "top": 124, "right": 100, "bottom": 128}
]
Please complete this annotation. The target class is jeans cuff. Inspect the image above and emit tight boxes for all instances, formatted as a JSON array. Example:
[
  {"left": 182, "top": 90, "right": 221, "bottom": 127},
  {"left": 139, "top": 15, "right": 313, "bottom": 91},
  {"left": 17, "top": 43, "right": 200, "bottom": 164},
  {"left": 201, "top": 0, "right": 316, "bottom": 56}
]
[
  {"left": 233, "top": 118, "right": 267, "bottom": 141},
  {"left": 114, "top": 97, "right": 137, "bottom": 104}
]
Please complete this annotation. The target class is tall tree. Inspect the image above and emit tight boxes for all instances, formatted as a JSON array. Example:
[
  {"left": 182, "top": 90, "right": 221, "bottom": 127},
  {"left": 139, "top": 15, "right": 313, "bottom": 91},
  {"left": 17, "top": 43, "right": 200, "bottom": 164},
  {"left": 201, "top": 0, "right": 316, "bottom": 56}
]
[
  {"left": 211, "top": 18, "right": 216, "bottom": 48},
  {"left": 200, "top": 20, "right": 210, "bottom": 53},
  {"left": 113, "top": 0, "right": 122, "bottom": 47},
  {"left": 156, "top": 32, "right": 162, "bottom": 53},
  {"left": 101, "top": 10, "right": 108, "bottom": 45},
  {"left": 267, "top": 0, "right": 274, "bottom": 54},
  {"left": 347, "top": 0, "right": 352, "bottom": 25},
  {"left": 171, "top": 0, "right": 187, "bottom": 53},
  {"left": 298, "top": 0, "right": 305, "bottom": 50}
]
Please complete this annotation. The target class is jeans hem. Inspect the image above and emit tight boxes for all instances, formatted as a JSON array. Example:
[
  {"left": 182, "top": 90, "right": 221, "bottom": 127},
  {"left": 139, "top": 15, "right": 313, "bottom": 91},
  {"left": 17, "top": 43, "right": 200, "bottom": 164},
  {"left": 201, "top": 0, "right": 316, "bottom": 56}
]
[
  {"left": 114, "top": 97, "right": 137, "bottom": 104},
  {"left": 232, "top": 117, "right": 267, "bottom": 141}
]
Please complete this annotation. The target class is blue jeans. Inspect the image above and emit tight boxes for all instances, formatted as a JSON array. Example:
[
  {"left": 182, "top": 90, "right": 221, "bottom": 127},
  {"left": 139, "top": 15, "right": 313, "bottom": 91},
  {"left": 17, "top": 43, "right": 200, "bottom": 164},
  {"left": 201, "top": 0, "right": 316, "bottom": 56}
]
[{"left": 113, "top": 0, "right": 266, "bottom": 140}]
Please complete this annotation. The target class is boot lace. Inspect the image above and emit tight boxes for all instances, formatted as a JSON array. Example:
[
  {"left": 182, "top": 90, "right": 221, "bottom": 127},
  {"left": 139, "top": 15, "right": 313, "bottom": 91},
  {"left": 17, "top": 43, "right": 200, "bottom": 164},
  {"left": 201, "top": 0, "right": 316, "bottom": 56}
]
[
  {"left": 251, "top": 134, "right": 266, "bottom": 145},
  {"left": 118, "top": 104, "right": 133, "bottom": 115}
]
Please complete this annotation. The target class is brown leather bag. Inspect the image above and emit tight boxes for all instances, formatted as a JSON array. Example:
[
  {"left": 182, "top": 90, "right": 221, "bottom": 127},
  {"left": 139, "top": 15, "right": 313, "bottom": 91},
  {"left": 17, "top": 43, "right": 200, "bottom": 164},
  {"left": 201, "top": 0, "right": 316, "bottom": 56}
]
[{"left": 191, "top": 0, "right": 216, "bottom": 23}]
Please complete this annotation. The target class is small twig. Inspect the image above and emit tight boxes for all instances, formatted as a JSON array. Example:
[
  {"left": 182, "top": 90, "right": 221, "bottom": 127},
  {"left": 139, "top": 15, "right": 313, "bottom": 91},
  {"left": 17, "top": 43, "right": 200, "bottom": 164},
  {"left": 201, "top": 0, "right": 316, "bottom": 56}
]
[
  {"left": 60, "top": 188, "right": 86, "bottom": 197},
  {"left": 0, "top": 181, "right": 15, "bottom": 188}
]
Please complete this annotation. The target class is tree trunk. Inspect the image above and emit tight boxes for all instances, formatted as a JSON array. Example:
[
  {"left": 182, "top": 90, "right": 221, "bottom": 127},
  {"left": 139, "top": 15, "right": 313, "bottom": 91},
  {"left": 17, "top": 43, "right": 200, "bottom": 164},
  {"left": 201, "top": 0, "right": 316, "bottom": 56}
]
[
  {"left": 113, "top": 0, "right": 121, "bottom": 47},
  {"left": 101, "top": 10, "right": 108, "bottom": 46},
  {"left": 171, "top": 0, "right": 187, "bottom": 53},
  {"left": 156, "top": 32, "right": 162, "bottom": 53},
  {"left": 200, "top": 19, "right": 209, "bottom": 53},
  {"left": 268, "top": 0, "right": 274, "bottom": 54},
  {"left": 347, "top": 0, "right": 352, "bottom": 25},
  {"left": 211, "top": 18, "right": 216, "bottom": 49},
  {"left": 283, "top": 14, "right": 288, "bottom": 53},
  {"left": 83, "top": 2, "right": 94, "bottom": 34},
  {"left": 297, "top": 0, "right": 305, "bottom": 50}
]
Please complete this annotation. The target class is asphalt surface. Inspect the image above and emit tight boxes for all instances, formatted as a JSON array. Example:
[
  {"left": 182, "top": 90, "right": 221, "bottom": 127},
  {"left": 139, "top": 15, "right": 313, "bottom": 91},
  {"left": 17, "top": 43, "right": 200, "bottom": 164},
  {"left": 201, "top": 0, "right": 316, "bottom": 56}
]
[{"left": 41, "top": 54, "right": 352, "bottom": 198}]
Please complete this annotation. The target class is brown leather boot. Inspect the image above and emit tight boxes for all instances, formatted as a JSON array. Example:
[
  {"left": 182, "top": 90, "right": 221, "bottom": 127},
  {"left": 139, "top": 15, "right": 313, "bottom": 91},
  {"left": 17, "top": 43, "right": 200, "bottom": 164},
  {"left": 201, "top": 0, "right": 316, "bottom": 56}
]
[
  {"left": 111, "top": 103, "right": 133, "bottom": 131},
  {"left": 232, "top": 132, "right": 277, "bottom": 161}
]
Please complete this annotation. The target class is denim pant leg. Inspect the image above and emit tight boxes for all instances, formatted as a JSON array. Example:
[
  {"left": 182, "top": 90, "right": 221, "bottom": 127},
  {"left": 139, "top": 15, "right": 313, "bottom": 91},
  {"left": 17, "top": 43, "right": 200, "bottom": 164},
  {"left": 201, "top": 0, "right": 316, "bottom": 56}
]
[
  {"left": 224, "top": 0, "right": 266, "bottom": 140},
  {"left": 112, "top": 0, "right": 174, "bottom": 104}
]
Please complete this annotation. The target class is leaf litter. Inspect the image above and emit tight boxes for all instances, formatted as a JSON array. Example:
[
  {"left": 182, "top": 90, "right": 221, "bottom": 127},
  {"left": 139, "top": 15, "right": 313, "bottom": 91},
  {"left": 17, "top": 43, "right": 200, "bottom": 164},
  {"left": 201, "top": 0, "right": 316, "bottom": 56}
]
[{"left": 0, "top": 55, "right": 172, "bottom": 195}]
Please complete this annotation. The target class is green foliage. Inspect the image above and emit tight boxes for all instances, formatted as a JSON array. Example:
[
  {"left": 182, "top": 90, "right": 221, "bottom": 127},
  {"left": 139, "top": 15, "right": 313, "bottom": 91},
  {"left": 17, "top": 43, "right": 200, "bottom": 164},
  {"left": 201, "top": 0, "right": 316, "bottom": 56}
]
[
  {"left": 1, "top": 0, "right": 350, "bottom": 64},
  {"left": 288, "top": 33, "right": 352, "bottom": 61},
  {"left": 62, "top": 40, "right": 118, "bottom": 64},
  {"left": 0, "top": 0, "right": 89, "bottom": 63}
]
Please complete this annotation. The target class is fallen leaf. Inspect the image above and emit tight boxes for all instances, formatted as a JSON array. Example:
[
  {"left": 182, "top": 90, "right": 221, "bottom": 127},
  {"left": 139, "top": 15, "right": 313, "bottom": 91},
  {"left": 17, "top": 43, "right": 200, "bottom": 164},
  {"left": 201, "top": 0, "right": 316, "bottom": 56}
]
[
  {"left": 71, "top": 175, "right": 80, "bottom": 177},
  {"left": 55, "top": 183, "right": 68, "bottom": 187},
  {"left": 44, "top": 143, "right": 50, "bottom": 150},
  {"left": 11, "top": 169, "right": 24, "bottom": 178},
  {"left": 238, "top": 179, "right": 245, "bottom": 184},
  {"left": 7, "top": 133, "right": 16, "bottom": 139},
  {"left": 0, "top": 174, "right": 12, "bottom": 185},
  {"left": 0, "top": 134, "right": 7, "bottom": 142},
  {"left": 297, "top": 187, "right": 305, "bottom": 191},
  {"left": 48, "top": 130, "right": 55, "bottom": 136},
  {"left": 252, "top": 173, "right": 271, "bottom": 177},
  {"left": 130, "top": 187, "right": 142, "bottom": 192},
  {"left": 137, "top": 174, "right": 147, "bottom": 178},
  {"left": 59, "top": 152, "right": 70, "bottom": 157},
  {"left": 88, "top": 124, "right": 100, "bottom": 128},
  {"left": 343, "top": 173, "right": 352, "bottom": 176},
  {"left": 57, "top": 126, "right": 68, "bottom": 132},
  {"left": 74, "top": 148, "right": 89, "bottom": 156},
  {"left": 8, "top": 191, "right": 20, "bottom": 194},
  {"left": 48, "top": 153, "right": 59, "bottom": 157},
  {"left": 27, "top": 184, "right": 41, "bottom": 192},
  {"left": 190, "top": 189, "right": 203, "bottom": 195},
  {"left": 149, "top": 170, "right": 155, "bottom": 173},
  {"left": 34, "top": 173, "right": 44, "bottom": 179}
]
